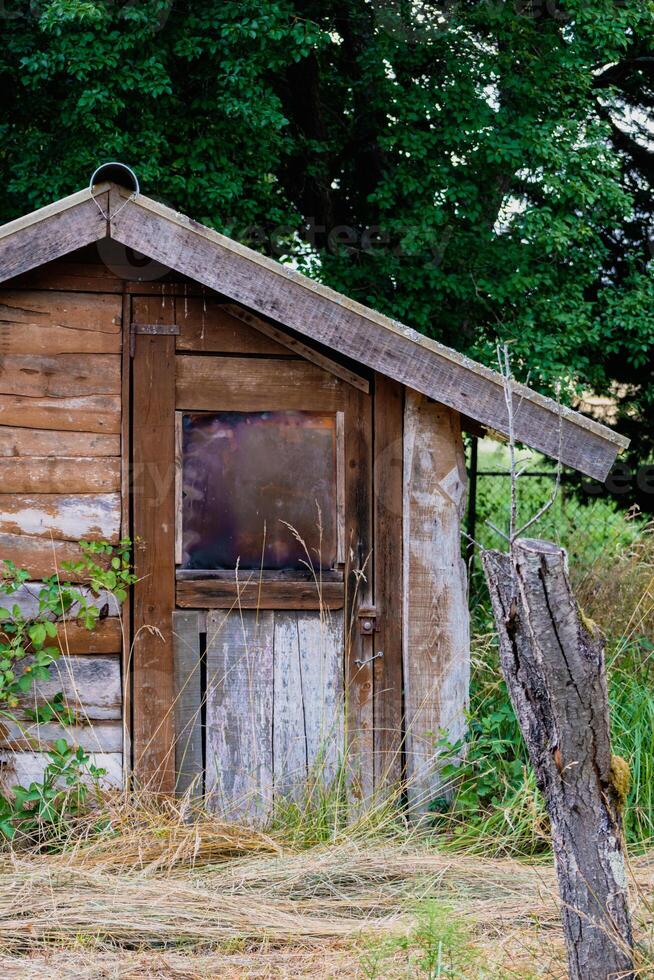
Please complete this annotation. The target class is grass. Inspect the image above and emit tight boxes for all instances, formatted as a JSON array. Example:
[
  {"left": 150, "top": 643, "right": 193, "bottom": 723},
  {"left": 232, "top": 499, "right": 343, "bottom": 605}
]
[
  {"left": 439, "top": 460, "right": 654, "bottom": 857},
  {"left": 0, "top": 792, "right": 652, "bottom": 978},
  {"left": 3, "top": 458, "right": 654, "bottom": 975}
]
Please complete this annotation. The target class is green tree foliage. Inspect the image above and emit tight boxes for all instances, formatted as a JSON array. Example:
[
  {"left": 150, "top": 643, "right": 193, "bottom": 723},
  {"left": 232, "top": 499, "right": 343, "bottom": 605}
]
[{"left": 0, "top": 1, "right": 652, "bottom": 460}]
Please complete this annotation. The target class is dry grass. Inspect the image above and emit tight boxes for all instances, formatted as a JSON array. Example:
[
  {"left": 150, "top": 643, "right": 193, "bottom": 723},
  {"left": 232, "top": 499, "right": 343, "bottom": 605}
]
[{"left": 0, "top": 797, "right": 653, "bottom": 978}]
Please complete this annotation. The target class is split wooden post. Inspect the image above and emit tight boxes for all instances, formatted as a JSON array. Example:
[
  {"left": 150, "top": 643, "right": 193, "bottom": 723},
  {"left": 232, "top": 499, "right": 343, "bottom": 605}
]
[{"left": 483, "top": 539, "right": 634, "bottom": 980}]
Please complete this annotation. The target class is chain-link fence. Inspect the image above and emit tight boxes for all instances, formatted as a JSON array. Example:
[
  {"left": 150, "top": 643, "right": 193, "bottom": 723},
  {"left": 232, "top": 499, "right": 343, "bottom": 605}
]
[{"left": 466, "top": 438, "right": 643, "bottom": 570}]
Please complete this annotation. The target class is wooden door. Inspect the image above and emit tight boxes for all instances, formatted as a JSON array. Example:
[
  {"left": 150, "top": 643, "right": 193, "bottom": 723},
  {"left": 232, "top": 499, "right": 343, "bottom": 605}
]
[{"left": 130, "top": 294, "right": 373, "bottom": 815}]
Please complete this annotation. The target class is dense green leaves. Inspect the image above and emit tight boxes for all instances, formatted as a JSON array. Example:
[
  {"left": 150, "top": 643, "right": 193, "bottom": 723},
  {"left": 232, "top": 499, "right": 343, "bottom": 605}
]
[{"left": 0, "top": 0, "right": 652, "bottom": 463}]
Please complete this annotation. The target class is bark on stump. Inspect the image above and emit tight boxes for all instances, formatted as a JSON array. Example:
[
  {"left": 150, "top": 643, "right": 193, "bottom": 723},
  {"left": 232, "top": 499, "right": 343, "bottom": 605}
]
[{"left": 482, "top": 538, "right": 633, "bottom": 980}]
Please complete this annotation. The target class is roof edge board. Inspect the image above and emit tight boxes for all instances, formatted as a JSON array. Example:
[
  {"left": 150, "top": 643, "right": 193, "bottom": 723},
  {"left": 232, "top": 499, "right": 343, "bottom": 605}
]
[
  {"left": 0, "top": 183, "right": 111, "bottom": 243},
  {"left": 107, "top": 188, "right": 625, "bottom": 481},
  {"left": 0, "top": 182, "right": 628, "bottom": 482},
  {"left": 109, "top": 187, "right": 627, "bottom": 455}
]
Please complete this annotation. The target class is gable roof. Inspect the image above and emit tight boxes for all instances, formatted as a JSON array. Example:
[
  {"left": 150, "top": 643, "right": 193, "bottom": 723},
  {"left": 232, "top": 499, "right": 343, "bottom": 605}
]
[{"left": 0, "top": 181, "right": 628, "bottom": 481}]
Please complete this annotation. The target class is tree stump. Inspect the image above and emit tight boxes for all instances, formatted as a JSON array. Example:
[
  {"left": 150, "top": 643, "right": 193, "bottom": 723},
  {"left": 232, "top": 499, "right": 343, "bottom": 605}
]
[{"left": 482, "top": 538, "right": 634, "bottom": 980}]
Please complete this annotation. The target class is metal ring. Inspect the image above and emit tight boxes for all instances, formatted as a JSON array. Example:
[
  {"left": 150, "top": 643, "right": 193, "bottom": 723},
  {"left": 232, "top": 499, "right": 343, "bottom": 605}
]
[{"left": 89, "top": 162, "right": 140, "bottom": 195}]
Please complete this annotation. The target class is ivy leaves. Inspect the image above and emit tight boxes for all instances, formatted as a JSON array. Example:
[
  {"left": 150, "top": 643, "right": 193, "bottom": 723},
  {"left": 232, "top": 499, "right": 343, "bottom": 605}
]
[{"left": 0, "top": 539, "right": 135, "bottom": 844}]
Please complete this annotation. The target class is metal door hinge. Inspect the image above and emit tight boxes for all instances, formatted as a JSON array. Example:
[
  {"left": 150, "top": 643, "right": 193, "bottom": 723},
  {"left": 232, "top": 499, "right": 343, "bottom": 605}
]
[
  {"left": 130, "top": 322, "right": 179, "bottom": 356},
  {"left": 358, "top": 607, "right": 379, "bottom": 636}
]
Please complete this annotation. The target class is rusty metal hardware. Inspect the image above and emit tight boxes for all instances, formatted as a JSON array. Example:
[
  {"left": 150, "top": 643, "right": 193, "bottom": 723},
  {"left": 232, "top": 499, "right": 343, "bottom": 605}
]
[
  {"left": 357, "top": 606, "right": 379, "bottom": 636},
  {"left": 130, "top": 321, "right": 180, "bottom": 356},
  {"left": 132, "top": 322, "right": 180, "bottom": 335}
]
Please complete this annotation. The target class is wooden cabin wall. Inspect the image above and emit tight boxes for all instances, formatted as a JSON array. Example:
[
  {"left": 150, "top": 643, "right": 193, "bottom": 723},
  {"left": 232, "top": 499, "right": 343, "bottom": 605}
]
[
  {"left": 403, "top": 391, "right": 469, "bottom": 815},
  {"left": 0, "top": 255, "right": 126, "bottom": 789}
]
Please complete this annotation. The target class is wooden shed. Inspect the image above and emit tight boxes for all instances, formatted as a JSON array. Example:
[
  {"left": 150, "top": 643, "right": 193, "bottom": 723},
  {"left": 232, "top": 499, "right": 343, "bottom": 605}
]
[{"left": 0, "top": 171, "right": 628, "bottom": 817}]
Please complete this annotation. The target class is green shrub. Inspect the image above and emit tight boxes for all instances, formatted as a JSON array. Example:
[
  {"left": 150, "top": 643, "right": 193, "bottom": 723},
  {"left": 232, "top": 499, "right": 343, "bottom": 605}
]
[{"left": 0, "top": 540, "right": 135, "bottom": 845}]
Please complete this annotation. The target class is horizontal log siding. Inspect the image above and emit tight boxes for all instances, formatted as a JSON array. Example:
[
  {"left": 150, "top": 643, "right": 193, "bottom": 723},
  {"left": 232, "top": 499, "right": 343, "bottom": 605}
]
[{"left": 0, "top": 283, "right": 125, "bottom": 766}]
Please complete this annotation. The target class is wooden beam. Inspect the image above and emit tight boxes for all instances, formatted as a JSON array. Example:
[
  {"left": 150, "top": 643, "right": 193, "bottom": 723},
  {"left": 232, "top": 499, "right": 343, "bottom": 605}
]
[
  {"left": 0, "top": 492, "right": 120, "bottom": 542},
  {"left": 402, "top": 393, "right": 470, "bottom": 816},
  {"left": 0, "top": 394, "right": 121, "bottom": 434},
  {"left": 0, "top": 426, "right": 119, "bottom": 457},
  {"left": 176, "top": 578, "right": 344, "bottom": 610},
  {"left": 110, "top": 189, "right": 627, "bottom": 481},
  {"left": 0, "top": 190, "right": 107, "bottom": 284},
  {"left": 0, "top": 458, "right": 120, "bottom": 494},
  {"left": 53, "top": 618, "right": 122, "bottom": 656},
  {"left": 373, "top": 375, "right": 404, "bottom": 789},
  {"left": 221, "top": 304, "right": 370, "bottom": 393},
  {"left": 344, "top": 385, "right": 374, "bottom": 804},
  {"left": 132, "top": 294, "right": 176, "bottom": 793}
]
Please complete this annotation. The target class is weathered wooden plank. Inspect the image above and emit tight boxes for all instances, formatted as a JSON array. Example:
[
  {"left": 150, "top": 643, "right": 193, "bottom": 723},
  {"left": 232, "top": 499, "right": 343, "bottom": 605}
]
[
  {"left": 0, "top": 751, "right": 123, "bottom": 789},
  {"left": 0, "top": 583, "right": 119, "bottom": 619},
  {"left": 221, "top": 304, "right": 370, "bottom": 393},
  {"left": 176, "top": 578, "right": 344, "bottom": 610},
  {"left": 132, "top": 295, "right": 176, "bottom": 793},
  {"left": 402, "top": 392, "right": 470, "bottom": 815},
  {"left": 0, "top": 290, "right": 121, "bottom": 354},
  {"left": 0, "top": 353, "right": 120, "bottom": 398},
  {"left": 344, "top": 386, "right": 374, "bottom": 803},
  {"left": 0, "top": 394, "right": 121, "bottom": 433},
  {"left": 0, "top": 426, "right": 119, "bottom": 457},
  {"left": 272, "top": 612, "right": 306, "bottom": 800},
  {"left": 0, "top": 457, "right": 120, "bottom": 494},
  {"left": 0, "top": 718, "right": 122, "bottom": 753},
  {"left": 174, "top": 412, "right": 183, "bottom": 565},
  {"left": 0, "top": 533, "right": 100, "bottom": 581},
  {"left": 273, "top": 611, "right": 345, "bottom": 800},
  {"left": 176, "top": 356, "right": 346, "bottom": 412},
  {"left": 53, "top": 617, "right": 122, "bottom": 656},
  {"left": 205, "top": 610, "right": 273, "bottom": 824},
  {"left": 0, "top": 320, "right": 120, "bottom": 356},
  {"left": 177, "top": 297, "right": 288, "bottom": 355},
  {"left": 297, "top": 611, "right": 344, "bottom": 782},
  {"left": 0, "top": 289, "right": 121, "bottom": 330},
  {"left": 0, "top": 190, "right": 107, "bottom": 285},
  {"left": 373, "top": 376, "right": 404, "bottom": 788},
  {"left": 336, "top": 411, "right": 346, "bottom": 565},
  {"left": 111, "top": 189, "right": 626, "bottom": 480},
  {"left": 19, "top": 654, "right": 122, "bottom": 721},
  {"left": 0, "top": 493, "right": 120, "bottom": 542},
  {"left": 172, "top": 611, "right": 203, "bottom": 797}
]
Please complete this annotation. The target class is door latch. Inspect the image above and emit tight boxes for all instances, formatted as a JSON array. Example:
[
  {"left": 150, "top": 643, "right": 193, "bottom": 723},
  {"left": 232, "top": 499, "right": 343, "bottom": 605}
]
[{"left": 357, "top": 606, "right": 379, "bottom": 636}]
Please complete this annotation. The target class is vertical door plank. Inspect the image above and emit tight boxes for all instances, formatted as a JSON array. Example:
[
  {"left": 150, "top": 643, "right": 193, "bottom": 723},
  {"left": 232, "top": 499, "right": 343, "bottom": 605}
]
[
  {"left": 132, "top": 294, "right": 177, "bottom": 792},
  {"left": 273, "top": 611, "right": 306, "bottom": 800},
  {"left": 297, "top": 610, "right": 345, "bottom": 784},
  {"left": 402, "top": 391, "right": 470, "bottom": 815},
  {"left": 205, "top": 610, "right": 274, "bottom": 824},
  {"left": 373, "top": 375, "right": 404, "bottom": 788},
  {"left": 172, "top": 610, "right": 203, "bottom": 797},
  {"left": 344, "top": 385, "right": 374, "bottom": 803}
]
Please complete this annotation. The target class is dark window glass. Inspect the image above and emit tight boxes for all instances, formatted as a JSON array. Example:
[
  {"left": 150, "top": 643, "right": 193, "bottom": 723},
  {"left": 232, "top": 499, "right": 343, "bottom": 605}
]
[{"left": 181, "top": 411, "right": 337, "bottom": 571}]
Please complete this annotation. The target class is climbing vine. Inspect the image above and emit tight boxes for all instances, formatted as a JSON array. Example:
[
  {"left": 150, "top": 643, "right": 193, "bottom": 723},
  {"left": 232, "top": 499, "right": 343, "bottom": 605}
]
[{"left": 0, "top": 540, "right": 135, "bottom": 843}]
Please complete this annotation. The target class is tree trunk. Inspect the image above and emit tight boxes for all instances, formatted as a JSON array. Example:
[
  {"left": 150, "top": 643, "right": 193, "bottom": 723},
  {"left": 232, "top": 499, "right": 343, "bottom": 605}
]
[{"left": 482, "top": 538, "right": 634, "bottom": 980}]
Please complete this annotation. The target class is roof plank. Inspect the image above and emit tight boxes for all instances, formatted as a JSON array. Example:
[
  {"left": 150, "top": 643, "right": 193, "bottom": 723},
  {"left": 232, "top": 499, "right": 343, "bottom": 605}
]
[
  {"left": 109, "top": 189, "right": 626, "bottom": 480},
  {"left": 0, "top": 182, "right": 627, "bottom": 480},
  {"left": 0, "top": 188, "right": 107, "bottom": 284}
]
